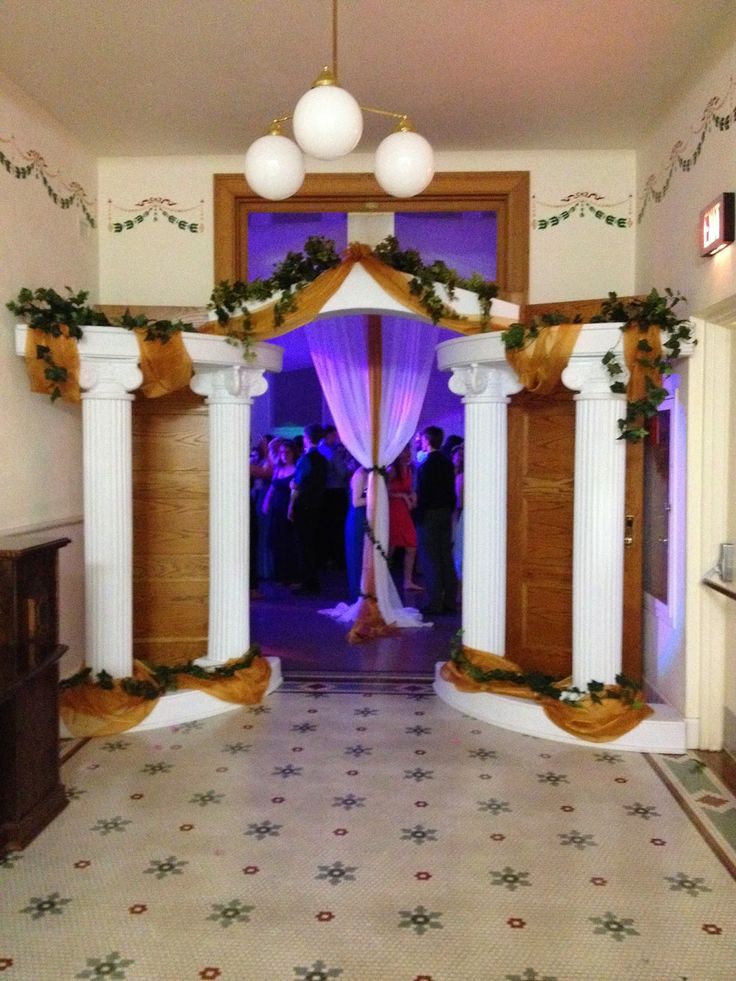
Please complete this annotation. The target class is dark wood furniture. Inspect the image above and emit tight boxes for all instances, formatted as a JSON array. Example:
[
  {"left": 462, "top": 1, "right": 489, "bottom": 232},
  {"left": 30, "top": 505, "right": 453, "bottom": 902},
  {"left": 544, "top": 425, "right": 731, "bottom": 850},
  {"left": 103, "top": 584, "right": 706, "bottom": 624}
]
[{"left": 0, "top": 533, "right": 70, "bottom": 852}]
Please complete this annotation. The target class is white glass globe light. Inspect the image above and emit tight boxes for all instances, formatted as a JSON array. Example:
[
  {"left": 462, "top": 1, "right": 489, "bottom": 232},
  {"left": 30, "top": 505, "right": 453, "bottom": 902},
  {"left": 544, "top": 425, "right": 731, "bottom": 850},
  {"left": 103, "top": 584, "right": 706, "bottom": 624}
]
[
  {"left": 244, "top": 133, "right": 305, "bottom": 201},
  {"left": 292, "top": 84, "right": 363, "bottom": 160},
  {"left": 374, "top": 130, "right": 435, "bottom": 198}
]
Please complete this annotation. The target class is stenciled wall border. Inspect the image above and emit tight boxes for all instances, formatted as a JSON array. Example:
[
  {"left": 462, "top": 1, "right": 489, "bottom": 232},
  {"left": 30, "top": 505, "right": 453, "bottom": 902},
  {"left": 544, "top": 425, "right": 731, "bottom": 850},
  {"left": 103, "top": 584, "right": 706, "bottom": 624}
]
[
  {"left": 533, "top": 191, "right": 632, "bottom": 230},
  {"left": 0, "top": 134, "right": 96, "bottom": 227},
  {"left": 107, "top": 196, "right": 205, "bottom": 234},
  {"left": 638, "top": 72, "right": 736, "bottom": 223}
]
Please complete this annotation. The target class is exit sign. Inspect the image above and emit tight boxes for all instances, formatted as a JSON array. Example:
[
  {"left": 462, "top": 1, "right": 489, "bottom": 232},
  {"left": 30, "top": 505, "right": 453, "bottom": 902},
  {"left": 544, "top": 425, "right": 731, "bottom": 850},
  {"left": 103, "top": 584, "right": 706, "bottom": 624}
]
[{"left": 700, "top": 193, "right": 735, "bottom": 256}]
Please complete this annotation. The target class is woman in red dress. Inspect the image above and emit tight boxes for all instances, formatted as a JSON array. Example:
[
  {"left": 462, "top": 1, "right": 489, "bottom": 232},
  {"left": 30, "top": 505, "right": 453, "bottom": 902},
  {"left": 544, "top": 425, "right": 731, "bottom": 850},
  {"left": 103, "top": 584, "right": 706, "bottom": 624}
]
[{"left": 388, "top": 445, "right": 421, "bottom": 591}]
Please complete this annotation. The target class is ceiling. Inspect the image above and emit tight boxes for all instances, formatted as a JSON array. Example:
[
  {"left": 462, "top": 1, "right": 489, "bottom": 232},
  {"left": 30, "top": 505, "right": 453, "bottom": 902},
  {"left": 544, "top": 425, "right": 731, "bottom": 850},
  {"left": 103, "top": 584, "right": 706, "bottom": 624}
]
[{"left": 2, "top": 0, "right": 736, "bottom": 157}]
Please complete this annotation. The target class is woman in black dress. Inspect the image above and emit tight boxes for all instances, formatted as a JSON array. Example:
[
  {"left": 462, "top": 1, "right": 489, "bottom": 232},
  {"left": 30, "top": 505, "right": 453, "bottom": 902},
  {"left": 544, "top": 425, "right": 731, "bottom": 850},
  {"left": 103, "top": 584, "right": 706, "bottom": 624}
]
[{"left": 262, "top": 440, "right": 300, "bottom": 586}]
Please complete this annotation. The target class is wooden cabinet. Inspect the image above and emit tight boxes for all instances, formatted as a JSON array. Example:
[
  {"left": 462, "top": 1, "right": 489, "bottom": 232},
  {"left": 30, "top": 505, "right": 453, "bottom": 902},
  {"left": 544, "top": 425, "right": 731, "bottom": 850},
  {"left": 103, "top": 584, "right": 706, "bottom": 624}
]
[{"left": 0, "top": 533, "right": 70, "bottom": 852}]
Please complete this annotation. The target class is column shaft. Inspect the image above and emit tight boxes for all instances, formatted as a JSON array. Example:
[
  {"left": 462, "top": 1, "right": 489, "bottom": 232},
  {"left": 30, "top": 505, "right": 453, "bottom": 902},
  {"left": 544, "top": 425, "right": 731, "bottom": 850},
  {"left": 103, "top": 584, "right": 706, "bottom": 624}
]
[
  {"left": 80, "top": 360, "right": 142, "bottom": 677},
  {"left": 450, "top": 363, "right": 521, "bottom": 655},
  {"left": 191, "top": 365, "right": 268, "bottom": 666},
  {"left": 207, "top": 397, "right": 251, "bottom": 663},
  {"left": 571, "top": 394, "right": 627, "bottom": 687}
]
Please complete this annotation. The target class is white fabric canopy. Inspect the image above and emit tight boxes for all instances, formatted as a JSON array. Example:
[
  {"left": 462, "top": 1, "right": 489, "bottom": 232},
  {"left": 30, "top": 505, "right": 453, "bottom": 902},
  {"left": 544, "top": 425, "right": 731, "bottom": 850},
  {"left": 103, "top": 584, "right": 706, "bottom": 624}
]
[{"left": 306, "top": 314, "right": 437, "bottom": 627}]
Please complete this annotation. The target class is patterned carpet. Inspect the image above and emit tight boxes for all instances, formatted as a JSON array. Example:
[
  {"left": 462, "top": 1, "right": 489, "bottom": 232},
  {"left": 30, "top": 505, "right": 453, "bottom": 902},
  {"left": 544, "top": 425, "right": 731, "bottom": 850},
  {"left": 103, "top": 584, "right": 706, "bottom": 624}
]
[{"left": 2, "top": 683, "right": 735, "bottom": 981}]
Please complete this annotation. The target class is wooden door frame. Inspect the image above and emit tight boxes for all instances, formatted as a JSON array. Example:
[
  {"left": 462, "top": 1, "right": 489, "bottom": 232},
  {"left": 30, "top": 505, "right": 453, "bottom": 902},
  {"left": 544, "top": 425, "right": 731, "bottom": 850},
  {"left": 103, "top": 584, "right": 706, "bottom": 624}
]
[{"left": 213, "top": 171, "right": 530, "bottom": 306}]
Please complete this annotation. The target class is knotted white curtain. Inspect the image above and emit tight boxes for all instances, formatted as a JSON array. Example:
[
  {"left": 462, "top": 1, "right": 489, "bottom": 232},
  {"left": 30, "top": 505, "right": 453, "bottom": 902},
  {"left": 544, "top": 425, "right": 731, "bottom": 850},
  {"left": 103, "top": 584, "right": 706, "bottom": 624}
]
[{"left": 306, "top": 314, "right": 437, "bottom": 627}]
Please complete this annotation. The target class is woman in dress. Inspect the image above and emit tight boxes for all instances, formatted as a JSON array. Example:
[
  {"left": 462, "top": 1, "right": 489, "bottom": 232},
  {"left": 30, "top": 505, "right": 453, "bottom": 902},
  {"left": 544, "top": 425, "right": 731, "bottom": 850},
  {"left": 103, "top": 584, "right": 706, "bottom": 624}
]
[
  {"left": 451, "top": 443, "right": 464, "bottom": 587},
  {"left": 388, "top": 445, "right": 421, "bottom": 591},
  {"left": 262, "top": 439, "right": 300, "bottom": 586},
  {"left": 344, "top": 465, "right": 368, "bottom": 604}
]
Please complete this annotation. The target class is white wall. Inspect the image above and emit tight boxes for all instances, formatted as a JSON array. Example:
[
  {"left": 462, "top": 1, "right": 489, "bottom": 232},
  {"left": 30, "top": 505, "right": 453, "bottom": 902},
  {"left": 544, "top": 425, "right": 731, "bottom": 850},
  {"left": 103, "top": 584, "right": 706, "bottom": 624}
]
[
  {"left": 635, "top": 38, "right": 736, "bottom": 750},
  {"left": 0, "top": 73, "right": 97, "bottom": 670},
  {"left": 98, "top": 149, "right": 636, "bottom": 307}
]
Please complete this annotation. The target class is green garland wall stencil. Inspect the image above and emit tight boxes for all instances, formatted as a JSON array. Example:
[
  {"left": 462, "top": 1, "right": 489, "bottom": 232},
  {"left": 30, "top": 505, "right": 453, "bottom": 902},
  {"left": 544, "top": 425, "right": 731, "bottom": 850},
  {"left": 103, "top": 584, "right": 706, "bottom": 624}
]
[
  {"left": 0, "top": 135, "right": 96, "bottom": 227},
  {"left": 638, "top": 73, "right": 736, "bottom": 223},
  {"left": 533, "top": 192, "right": 632, "bottom": 230},
  {"left": 107, "top": 197, "right": 204, "bottom": 233}
]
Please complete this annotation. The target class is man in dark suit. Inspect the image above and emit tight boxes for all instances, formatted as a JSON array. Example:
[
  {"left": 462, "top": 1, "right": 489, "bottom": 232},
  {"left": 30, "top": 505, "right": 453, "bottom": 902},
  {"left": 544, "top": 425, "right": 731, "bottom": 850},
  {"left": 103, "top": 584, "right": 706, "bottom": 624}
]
[
  {"left": 415, "top": 425, "right": 458, "bottom": 616},
  {"left": 288, "top": 423, "right": 328, "bottom": 595}
]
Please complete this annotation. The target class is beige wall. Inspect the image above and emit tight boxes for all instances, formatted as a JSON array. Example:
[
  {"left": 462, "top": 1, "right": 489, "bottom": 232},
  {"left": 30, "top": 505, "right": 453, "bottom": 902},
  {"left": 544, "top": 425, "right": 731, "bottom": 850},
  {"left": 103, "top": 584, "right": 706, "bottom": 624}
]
[
  {"left": 636, "top": 37, "right": 736, "bottom": 750},
  {"left": 98, "top": 149, "right": 636, "bottom": 307},
  {"left": 0, "top": 72, "right": 97, "bottom": 670}
]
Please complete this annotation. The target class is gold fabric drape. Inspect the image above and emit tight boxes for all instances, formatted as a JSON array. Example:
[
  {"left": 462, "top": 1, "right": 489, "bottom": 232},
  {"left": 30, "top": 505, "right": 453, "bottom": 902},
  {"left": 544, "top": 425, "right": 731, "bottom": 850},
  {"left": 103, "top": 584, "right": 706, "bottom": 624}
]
[
  {"left": 441, "top": 647, "right": 653, "bottom": 743},
  {"left": 25, "top": 326, "right": 82, "bottom": 402},
  {"left": 505, "top": 323, "right": 583, "bottom": 395},
  {"left": 134, "top": 328, "right": 193, "bottom": 398},
  {"left": 347, "top": 316, "right": 399, "bottom": 643},
  {"left": 205, "top": 243, "right": 514, "bottom": 344},
  {"left": 59, "top": 656, "right": 272, "bottom": 737},
  {"left": 24, "top": 246, "right": 512, "bottom": 404},
  {"left": 174, "top": 655, "right": 271, "bottom": 704},
  {"left": 623, "top": 323, "right": 663, "bottom": 402},
  {"left": 59, "top": 661, "right": 161, "bottom": 737}
]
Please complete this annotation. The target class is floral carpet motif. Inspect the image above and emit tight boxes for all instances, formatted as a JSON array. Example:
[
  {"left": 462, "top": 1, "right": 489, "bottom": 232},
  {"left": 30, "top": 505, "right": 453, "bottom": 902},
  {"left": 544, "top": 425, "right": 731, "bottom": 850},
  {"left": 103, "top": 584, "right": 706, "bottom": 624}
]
[{"left": 2, "top": 688, "right": 735, "bottom": 980}]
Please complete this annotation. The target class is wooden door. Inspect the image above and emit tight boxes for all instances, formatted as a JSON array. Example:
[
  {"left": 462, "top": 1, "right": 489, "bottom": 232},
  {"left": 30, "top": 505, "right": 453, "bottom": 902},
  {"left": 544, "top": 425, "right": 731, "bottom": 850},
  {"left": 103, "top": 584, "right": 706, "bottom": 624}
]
[
  {"left": 132, "top": 389, "right": 210, "bottom": 667},
  {"left": 506, "top": 386, "right": 576, "bottom": 677},
  {"left": 506, "top": 386, "right": 643, "bottom": 681}
]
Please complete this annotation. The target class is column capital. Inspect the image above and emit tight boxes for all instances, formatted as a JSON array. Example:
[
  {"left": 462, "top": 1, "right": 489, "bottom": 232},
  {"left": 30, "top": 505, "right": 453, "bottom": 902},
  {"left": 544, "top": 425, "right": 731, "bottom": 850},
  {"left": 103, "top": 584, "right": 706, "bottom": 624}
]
[
  {"left": 79, "top": 357, "right": 143, "bottom": 399},
  {"left": 190, "top": 364, "right": 269, "bottom": 402},
  {"left": 562, "top": 355, "right": 629, "bottom": 398},
  {"left": 448, "top": 362, "right": 523, "bottom": 402}
]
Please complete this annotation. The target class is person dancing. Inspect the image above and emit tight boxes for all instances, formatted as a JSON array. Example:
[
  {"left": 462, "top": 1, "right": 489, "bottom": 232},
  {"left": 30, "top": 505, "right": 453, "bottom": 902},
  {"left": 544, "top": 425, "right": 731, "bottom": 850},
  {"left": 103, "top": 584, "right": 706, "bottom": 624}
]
[
  {"left": 415, "top": 425, "right": 457, "bottom": 616},
  {"left": 388, "top": 445, "right": 421, "bottom": 592}
]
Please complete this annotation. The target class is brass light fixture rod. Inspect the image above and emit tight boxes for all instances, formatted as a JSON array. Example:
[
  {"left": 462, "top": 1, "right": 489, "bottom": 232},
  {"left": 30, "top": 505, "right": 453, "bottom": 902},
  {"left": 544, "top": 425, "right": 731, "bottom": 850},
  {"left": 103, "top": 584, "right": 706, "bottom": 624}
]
[{"left": 262, "top": 0, "right": 415, "bottom": 136}]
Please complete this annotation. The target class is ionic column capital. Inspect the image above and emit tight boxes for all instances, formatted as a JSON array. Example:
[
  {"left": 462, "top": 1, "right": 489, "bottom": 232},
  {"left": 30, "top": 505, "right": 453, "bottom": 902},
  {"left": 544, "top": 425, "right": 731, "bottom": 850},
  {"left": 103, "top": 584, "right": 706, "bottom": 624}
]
[
  {"left": 448, "top": 362, "right": 523, "bottom": 402},
  {"left": 562, "top": 355, "right": 629, "bottom": 399},
  {"left": 190, "top": 364, "right": 269, "bottom": 402},
  {"left": 79, "top": 357, "right": 143, "bottom": 399}
]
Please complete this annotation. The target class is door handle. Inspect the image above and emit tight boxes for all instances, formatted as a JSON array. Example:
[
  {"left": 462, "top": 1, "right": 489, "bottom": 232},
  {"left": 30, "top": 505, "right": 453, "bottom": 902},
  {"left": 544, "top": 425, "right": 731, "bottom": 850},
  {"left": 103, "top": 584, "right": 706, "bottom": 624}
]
[{"left": 624, "top": 514, "right": 635, "bottom": 548}]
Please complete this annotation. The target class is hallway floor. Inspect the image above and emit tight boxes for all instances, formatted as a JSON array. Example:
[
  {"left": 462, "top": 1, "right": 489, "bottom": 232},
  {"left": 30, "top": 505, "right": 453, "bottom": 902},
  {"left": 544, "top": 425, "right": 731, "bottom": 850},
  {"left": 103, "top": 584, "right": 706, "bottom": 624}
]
[
  {"left": 251, "top": 570, "right": 460, "bottom": 680},
  {"left": 4, "top": 683, "right": 735, "bottom": 980}
]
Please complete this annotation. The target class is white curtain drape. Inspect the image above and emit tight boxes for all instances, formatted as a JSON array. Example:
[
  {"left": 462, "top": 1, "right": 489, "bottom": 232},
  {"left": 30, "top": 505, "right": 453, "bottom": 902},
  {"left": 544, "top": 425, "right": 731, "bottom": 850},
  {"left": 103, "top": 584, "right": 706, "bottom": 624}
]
[{"left": 306, "top": 314, "right": 437, "bottom": 627}]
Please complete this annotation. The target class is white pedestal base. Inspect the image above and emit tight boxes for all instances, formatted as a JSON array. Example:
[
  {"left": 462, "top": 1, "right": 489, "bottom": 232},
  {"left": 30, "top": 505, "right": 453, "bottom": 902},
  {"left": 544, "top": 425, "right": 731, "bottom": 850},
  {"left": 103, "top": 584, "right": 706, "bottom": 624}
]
[
  {"left": 433, "top": 662, "right": 686, "bottom": 753},
  {"left": 60, "top": 658, "right": 282, "bottom": 737}
]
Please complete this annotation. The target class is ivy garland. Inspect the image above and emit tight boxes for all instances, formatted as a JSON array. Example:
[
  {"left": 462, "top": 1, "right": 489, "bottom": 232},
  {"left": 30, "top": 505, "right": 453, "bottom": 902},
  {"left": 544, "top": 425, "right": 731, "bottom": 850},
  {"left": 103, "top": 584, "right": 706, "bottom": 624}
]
[
  {"left": 209, "top": 234, "right": 499, "bottom": 339},
  {"left": 10, "top": 236, "right": 500, "bottom": 401},
  {"left": 6, "top": 287, "right": 197, "bottom": 401},
  {"left": 502, "top": 287, "right": 694, "bottom": 442},
  {"left": 449, "top": 634, "right": 645, "bottom": 708},
  {"left": 59, "top": 648, "right": 261, "bottom": 700}
]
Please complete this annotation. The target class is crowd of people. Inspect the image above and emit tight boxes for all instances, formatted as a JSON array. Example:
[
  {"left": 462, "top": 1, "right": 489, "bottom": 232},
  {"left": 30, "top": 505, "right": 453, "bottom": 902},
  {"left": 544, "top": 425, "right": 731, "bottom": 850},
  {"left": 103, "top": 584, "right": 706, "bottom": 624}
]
[{"left": 249, "top": 423, "right": 464, "bottom": 618}]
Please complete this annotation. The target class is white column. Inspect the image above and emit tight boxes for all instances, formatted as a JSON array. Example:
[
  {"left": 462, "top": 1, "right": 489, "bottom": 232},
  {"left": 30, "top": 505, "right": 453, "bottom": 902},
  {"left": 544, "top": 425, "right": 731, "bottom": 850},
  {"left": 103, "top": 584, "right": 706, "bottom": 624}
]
[
  {"left": 449, "top": 363, "right": 522, "bottom": 655},
  {"left": 80, "top": 357, "right": 143, "bottom": 677},
  {"left": 191, "top": 365, "right": 268, "bottom": 666},
  {"left": 562, "top": 357, "right": 628, "bottom": 687}
]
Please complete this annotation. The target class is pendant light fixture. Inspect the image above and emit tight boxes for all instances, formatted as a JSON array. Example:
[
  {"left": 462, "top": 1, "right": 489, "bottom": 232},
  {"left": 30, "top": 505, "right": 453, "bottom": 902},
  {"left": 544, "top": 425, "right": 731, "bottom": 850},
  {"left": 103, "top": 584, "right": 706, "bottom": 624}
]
[{"left": 244, "top": 0, "right": 434, "bottom": 200}]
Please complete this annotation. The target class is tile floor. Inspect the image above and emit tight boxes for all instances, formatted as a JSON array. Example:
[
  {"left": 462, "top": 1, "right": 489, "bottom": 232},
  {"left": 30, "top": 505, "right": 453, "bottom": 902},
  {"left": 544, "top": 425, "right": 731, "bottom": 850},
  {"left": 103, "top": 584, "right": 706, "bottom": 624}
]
[{"left": 3, "top": 682, "right": 735, "bottom": 980}]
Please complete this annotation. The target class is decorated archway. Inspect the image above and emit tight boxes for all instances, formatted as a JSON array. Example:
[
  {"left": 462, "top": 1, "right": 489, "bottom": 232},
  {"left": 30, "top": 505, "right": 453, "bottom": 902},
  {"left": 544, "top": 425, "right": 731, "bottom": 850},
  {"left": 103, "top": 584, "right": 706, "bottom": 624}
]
[{"left": 14, "top": 246, "right": 694, "bottom": 752}]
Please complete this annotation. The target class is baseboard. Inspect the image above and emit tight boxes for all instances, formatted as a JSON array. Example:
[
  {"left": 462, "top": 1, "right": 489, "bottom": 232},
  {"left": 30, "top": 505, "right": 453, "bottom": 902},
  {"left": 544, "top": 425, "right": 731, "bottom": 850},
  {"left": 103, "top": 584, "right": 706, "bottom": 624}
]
[{"left": 724, "top": 704, "right": 736, "bottom": 759}]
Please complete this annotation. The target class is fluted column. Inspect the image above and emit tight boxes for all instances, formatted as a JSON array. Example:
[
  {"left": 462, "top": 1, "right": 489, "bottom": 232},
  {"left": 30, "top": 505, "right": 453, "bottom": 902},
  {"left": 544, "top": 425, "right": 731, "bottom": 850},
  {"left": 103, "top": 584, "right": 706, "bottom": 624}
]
[
  {"left": 190, "top": 365, "right": 268, "bottom": 666},
  {"left": 562, "top": 357, "right": 628, "bottom": 687},
  {"left": 80, "top": 358, "right": 143, "bottom": 677},
  {"left": 449, "top": 363, "right": 523, "bottom": 655}
]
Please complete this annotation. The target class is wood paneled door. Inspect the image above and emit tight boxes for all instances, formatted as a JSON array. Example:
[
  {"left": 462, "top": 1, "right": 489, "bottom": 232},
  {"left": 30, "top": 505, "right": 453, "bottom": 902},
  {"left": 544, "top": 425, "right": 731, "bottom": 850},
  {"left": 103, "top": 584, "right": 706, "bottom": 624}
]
[
  {"left": 506, "top": 385, "right": 643, "bottom": 681},
  {"left": 132, "top": 389, "right": 210, "bottom": 667}
]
